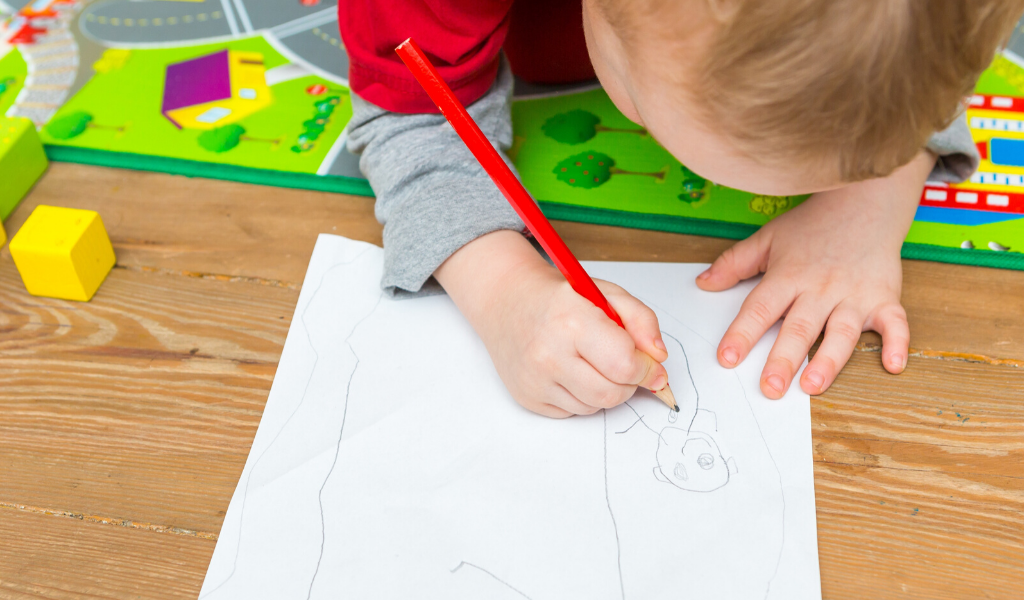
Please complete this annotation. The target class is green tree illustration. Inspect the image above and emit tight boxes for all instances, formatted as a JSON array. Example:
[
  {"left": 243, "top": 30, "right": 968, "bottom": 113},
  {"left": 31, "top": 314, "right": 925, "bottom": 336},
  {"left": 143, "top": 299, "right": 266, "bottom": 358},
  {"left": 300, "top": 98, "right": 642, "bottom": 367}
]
[
  {"left": 554, "top": 151, "right": 667, "bottom": 189},
  {"left": 678, "top": 165, "right": 708, "bottom": 203},
  {"left": 197, "top": 125, "right": 279, "bottom": 153},
  {"left": 45, "top": 111, "right": 124, "bottom": 140},
  {"left": 542, "top": 109, "right": 646, "bottom": 144},
  {"left": 0, "top": 77, "right": 15, "bottom": 95}
]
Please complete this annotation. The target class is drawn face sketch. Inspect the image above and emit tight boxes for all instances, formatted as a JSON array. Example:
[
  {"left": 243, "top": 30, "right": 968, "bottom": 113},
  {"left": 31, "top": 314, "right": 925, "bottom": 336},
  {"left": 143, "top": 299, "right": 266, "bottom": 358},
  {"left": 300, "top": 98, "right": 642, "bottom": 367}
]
[{"left": 653, "top": 427, "right": 734, "bottom": 492}]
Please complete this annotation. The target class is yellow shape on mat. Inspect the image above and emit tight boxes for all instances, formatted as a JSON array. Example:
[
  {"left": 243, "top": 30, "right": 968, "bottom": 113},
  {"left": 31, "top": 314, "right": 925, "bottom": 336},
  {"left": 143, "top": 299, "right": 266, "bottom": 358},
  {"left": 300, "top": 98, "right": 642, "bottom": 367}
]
[{"left": 9, "top": 205, "right": 116, "bottom": 301}]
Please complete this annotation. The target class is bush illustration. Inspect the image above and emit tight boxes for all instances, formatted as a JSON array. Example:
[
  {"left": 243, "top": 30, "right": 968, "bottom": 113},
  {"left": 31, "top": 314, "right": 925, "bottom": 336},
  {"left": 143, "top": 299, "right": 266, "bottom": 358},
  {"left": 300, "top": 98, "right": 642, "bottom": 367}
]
[
  {"left": 198, "top": 124, "right": 279, "bottom": 153},
  {"left": 293, "top": 97, "right": 344, "bottom": 153},
  {"left": 302, "top": 119, "right": 325, "bottom": 137},
  {"left": 678, "top": 165, "right": 708, "bottom": 203},
  {"left": 45, "top": 111, "right": 125, "bottom": 140},
  {"left": 542, "top": 109, "right": 646, "bottom": 144},
  {"left": 314, "top": 96, "right": 341, "bottom": 115},
  {"left": 748, "top": 194, "right": 793, "bottom": 217},
  {"left": 554, "top": 151, "right": 667, "bottom": 189}
]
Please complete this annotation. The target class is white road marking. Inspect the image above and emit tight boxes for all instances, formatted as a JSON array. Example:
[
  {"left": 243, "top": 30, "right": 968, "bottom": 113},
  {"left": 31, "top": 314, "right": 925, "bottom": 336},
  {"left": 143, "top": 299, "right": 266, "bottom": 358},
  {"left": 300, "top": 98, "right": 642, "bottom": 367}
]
[
  {"left": 231, "top": 0, "right": 253, "bottom": 33},
  {"left": 219, "top": 0, "right": 240, "bottom": 36},
  {"left": 317, "top": 129, "right": 349, "bottom": 176}
]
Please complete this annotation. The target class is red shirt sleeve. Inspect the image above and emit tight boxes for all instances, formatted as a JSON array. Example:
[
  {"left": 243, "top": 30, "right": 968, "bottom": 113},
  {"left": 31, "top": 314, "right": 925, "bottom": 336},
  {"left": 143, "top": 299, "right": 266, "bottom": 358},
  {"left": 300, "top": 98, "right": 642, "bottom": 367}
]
[{"left": 338, "top": 0, "right": 512, "bottom": 114}]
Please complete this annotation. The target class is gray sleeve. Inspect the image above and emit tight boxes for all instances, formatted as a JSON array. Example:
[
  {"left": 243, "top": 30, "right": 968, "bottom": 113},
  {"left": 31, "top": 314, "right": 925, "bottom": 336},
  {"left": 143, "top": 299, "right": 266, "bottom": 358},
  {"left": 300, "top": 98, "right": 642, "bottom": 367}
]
[
  {"left": 345, "top": 58, "right": 525, "bottom": 297},
  {"left": 926, "top": 112, "right": 979, "bottom": 183}
]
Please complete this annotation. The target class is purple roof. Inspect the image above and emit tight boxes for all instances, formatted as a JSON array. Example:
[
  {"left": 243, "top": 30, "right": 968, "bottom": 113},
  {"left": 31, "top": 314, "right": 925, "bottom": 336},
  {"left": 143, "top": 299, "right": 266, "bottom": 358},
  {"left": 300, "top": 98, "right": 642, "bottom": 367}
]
[{"left": 161, "top": 50, "right": 232, "bottom": 127}]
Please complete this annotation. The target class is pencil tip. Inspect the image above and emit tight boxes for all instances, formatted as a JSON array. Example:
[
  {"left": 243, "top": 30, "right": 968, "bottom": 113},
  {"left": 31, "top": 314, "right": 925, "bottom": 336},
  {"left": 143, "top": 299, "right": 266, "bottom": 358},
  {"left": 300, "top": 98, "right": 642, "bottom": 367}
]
[{"left": 652, "top": 383, "right": 678, "bottom": 412}]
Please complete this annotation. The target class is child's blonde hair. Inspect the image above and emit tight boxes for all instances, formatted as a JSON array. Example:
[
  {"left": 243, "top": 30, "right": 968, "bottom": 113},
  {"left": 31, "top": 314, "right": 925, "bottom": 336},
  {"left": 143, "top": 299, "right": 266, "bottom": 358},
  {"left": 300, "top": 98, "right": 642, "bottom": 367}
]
[{"left": 599, "top": 0, "right": 1024, "bottom": 181}]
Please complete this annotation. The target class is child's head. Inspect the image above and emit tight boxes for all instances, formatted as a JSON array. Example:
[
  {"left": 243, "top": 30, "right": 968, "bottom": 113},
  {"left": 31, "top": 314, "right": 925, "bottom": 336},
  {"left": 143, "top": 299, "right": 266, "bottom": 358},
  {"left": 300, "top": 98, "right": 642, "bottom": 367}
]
[{"left": 582, "top": 0, "right": 1024, "bottom": 195}]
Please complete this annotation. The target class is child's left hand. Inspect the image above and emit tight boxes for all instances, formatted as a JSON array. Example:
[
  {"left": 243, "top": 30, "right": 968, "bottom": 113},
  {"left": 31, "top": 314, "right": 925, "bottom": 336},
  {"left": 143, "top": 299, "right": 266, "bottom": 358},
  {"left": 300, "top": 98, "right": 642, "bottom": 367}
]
[{"left": 695, "top": 151, "right": 936, "bottom": 398}]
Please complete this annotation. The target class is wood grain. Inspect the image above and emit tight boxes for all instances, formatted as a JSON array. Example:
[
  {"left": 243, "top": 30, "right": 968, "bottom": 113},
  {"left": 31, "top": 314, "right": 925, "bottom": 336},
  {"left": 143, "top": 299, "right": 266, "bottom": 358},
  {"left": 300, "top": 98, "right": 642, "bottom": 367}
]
[
  {"left": 3, "top": 251, "right": 1022, "bottom": 598},
  {"left": 0, "top": 259, "right": 295, "bottom": 534},
  {"left": 2, "top": 163, "right": 381, "bottom": 286},
  {"left": 9, "top": 163, "right": 1024, "bottom": 362},
  {"left": 2, "top": 164, "right": 1023, "bottom": 600},
  {"left": 0, "top": 508, "right": 212, "bottom": 600},
  {"left": 813, "top": 351, "right": 1024, "bottom": 600}
]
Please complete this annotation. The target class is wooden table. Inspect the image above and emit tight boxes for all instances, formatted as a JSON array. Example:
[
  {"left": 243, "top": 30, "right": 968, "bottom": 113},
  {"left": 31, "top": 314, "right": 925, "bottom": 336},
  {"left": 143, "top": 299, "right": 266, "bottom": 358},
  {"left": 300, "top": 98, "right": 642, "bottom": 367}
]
[{"left": 1, "top": 164, "right": 1022, "bottom": 600}]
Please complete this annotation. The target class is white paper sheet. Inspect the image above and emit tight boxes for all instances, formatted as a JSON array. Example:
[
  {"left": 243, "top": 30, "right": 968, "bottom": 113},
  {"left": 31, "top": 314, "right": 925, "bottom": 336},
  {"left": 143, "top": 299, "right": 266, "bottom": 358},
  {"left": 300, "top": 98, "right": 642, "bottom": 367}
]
[{"left": 199, "top": 234, "right": 821, "bottom": 600}]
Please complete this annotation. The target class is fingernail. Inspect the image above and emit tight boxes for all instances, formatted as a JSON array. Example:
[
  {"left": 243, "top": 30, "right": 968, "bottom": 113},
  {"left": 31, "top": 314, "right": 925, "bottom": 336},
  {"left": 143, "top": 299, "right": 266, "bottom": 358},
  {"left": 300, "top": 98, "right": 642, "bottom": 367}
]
[
  {"left": 722, "top": 347, "right": 739, "bottom": 366},
  {"left": 892, "top": 354, "right": 907, "bottom": 370},
  {"left": 697, "top": 269, "right": 711, "bottom": 281},
  {"left": 806, "top": 370, "right": 825, "bottom": 391},
  {"left": 649, "top": 374, "right": 667, "bottom": 391},
  {"left": 654, "top": 337, "right": 667, "bottom": 352},
  {"left": 766, "top": 374, "right": 785, "bottom": 394}
]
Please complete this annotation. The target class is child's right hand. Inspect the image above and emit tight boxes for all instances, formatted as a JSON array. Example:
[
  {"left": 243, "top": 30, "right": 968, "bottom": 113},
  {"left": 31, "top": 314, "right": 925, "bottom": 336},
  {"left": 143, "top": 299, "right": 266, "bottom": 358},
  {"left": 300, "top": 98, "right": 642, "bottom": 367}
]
[{"left": 435, "top": 230, "right": 669, "bottom": 418}]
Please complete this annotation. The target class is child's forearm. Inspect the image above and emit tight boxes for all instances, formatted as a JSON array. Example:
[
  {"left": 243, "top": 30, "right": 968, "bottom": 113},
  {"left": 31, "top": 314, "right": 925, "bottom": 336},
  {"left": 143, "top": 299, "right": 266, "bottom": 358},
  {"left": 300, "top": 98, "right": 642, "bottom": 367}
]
[
  {"left": 434, "top": 230, "right": 551, "bottom": 338},
  {"left": 834, "top": 149, "right": 936, "bottom": 253}
]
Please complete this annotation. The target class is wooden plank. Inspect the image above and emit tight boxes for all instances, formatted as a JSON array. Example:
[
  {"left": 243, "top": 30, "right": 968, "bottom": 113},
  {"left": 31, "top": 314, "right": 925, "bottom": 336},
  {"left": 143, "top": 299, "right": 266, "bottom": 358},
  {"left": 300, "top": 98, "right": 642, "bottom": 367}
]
[
  {"left": 0, "top": 260, "right": 295, "bottom": 535},
  {"left": 813, "top": 350, "right": 1024, "bottom": 599},
  {"left": 3, "top": 163, "right": 1021, "bottom": 598},
  {"left": 815, "top": 465, "right": 1023, "bottom": 600},
  {"left": 3, "top": 163, "right": 382, "bottom": 285},
  {"left": 9, "top": 164, "right": 1024, "bottom": 361},
  {"left": 2, "top": 254, "right": 1021, "bottom": 598},
  {"left": 0, "top": 507, "right": 212, "bottom": 600}
]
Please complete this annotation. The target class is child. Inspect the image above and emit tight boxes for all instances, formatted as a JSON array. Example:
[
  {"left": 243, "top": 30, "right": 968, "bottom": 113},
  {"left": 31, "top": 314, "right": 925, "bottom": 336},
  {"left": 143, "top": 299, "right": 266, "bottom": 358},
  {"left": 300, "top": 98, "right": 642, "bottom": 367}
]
[{"left": 339, "top": 0, "right": 1023, "bottom": 417}]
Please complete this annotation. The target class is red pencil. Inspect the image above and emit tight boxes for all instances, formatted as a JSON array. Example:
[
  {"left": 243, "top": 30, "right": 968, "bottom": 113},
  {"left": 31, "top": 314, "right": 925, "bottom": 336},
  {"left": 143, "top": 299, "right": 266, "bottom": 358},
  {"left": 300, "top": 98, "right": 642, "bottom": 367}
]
[{"left": 395, "top": 38, "right": 677, "bottom": 412}]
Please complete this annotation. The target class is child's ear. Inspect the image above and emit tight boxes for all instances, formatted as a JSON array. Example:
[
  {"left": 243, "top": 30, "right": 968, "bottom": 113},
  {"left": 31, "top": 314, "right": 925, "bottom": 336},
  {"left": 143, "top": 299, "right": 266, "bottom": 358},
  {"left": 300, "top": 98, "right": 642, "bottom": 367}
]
[{"left": 653, "top": 466, "right": 670, "bottom": 483}]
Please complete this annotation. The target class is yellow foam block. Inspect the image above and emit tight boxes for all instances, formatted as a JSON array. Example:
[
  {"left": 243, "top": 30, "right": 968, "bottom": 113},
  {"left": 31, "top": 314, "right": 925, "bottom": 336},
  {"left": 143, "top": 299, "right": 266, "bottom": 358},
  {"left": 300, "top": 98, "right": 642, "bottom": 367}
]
[{"left": 9, "top": 205, "right": 116, "bottom": 301}]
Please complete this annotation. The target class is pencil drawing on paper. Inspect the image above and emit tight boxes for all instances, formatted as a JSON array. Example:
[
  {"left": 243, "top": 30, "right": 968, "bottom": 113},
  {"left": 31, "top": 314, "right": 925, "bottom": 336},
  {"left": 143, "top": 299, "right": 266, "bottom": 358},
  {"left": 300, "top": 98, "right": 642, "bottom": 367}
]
[
  {"left": 614, "top": 333, "right": 738, "bottom": 494},
  {"left": 199, "top": 238, "right": 802, "bottom": 600}
]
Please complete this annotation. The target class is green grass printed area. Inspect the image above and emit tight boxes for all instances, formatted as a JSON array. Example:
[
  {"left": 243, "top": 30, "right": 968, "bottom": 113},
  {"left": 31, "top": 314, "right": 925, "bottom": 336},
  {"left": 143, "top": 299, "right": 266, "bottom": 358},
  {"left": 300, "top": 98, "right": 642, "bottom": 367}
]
[
  {"left": 38, "top": 36, "right": 351, "bottom": 174},
  {"left": 0, "top": 48, "right": 27, "bottom": 115},
  {"left": 512, "top": 89, "right": 806, "bottom": 227}
]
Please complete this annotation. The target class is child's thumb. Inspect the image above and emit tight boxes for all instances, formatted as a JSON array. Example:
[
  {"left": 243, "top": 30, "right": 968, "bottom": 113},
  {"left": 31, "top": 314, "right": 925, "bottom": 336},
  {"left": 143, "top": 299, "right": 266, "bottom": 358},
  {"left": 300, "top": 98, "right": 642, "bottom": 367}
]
[
  {"left": 697, "top": 233, "right": 771, "bottom": 292},
  {"left": 600, "top": 284, "right": 668, "bottom": 362},
  {"left": 634, "top": 350, "right": 670, "bottom": 393}
]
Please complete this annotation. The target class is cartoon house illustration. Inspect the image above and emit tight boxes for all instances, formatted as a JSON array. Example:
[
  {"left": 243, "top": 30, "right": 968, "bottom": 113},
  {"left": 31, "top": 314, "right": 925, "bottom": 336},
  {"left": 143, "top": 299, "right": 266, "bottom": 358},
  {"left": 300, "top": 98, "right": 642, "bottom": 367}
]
[{"left": 161, "top": 50, "right": 271, "bottom": 130}]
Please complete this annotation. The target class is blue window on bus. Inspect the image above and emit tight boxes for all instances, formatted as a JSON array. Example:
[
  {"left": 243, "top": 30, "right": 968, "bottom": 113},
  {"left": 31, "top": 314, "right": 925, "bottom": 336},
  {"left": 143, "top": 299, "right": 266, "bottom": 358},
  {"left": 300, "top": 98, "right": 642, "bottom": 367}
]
[{"left": 990, "top": 138, "right": 1024, "bottom": 167}]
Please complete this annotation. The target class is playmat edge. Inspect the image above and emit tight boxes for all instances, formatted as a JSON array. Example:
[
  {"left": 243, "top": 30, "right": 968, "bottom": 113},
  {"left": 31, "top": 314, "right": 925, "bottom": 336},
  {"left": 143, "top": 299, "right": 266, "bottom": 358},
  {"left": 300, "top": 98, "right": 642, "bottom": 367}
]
[
  {"left": 537, "top": 201, "right": 1024, "bottom": 271},
  {"left": 43, "top": 146, "right": 376, "bottom": 197},
  {"left": 43, "top": 146, "right": 1024, "bottom": 272}
]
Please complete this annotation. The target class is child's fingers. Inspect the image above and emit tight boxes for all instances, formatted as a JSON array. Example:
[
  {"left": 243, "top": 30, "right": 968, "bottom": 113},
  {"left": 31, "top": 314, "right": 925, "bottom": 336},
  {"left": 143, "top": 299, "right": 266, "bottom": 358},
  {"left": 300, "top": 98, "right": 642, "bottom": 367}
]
[
  {"left": 557, "top": 357, "right": 636, "bottom": 410},
  {"left": 574, "top": 315, "right": 669, "bottom": 391},
  {"left": 696, "top": 231, "right": 771, "bottom": 292},
  {"left": 528, "top": 396, "right": 576, "bottom": 419},
  {"left": 759, "top": 296, "right": 832, "bottom": 399},
  {"left": 800, "top": 305, "right": 864, "bottom": 395},
  {"left": 868, "top": 302, "right": 910, "bottom": 374},
  {"left": 717, "top": 279, "right": 793, "bottom": 369},
  {"left": 598, "top": 281, "right": 668, "bottom": 361}
]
